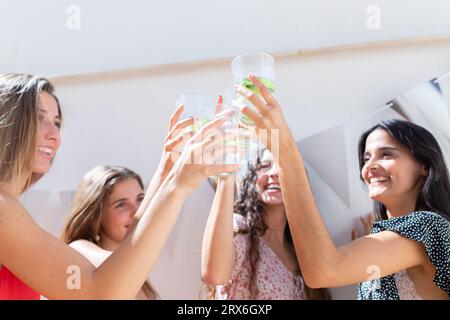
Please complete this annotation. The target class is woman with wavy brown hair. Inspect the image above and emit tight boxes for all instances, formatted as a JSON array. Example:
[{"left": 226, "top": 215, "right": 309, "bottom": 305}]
[
  {"left": 62, "top": 166, "right": 159, "bottom": 299},
  {"left": 201, "top": 148, "right": 330, "bottom": 299}
]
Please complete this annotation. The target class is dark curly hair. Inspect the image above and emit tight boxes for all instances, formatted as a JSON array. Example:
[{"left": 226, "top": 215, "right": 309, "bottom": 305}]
[{"left": 233, "top": 155, "right": 331, "bottom": 300}]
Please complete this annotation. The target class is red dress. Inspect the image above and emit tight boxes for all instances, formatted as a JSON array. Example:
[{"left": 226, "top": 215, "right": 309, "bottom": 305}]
[{"left": 0, "top": 266, "right": 40, "bottom": 300}]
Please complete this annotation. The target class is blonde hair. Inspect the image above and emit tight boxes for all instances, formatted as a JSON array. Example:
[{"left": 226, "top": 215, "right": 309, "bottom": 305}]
[
  {"left": 0, "top": 73, "right": 61, "bottom": 193},
  {"left": 61, "top": 165, "right": 159, "bottom": 299}
]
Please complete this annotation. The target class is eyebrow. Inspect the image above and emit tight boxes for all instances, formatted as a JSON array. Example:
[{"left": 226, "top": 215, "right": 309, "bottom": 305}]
[
  {"left": 364, "top": 147, "right": 398, "bottom": 156},
  {"left": 38, "top": 108, "right": 61, "bottom": 120},
  {"left": 111, "top": 198, "right": 127, "bottom": 206},
  {"left": 111, "top": 193, "right": 145, "bottom": 205}
]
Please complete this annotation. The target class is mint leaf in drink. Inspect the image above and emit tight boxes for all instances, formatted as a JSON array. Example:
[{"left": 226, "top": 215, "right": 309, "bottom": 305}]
[{"left": 239, "top": 77, "right": 275, "bottom": 94}]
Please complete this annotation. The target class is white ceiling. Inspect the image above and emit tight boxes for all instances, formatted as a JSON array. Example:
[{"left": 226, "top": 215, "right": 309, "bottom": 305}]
[{"left": 1, "top": 0, "right": 450, "bottom": 76}]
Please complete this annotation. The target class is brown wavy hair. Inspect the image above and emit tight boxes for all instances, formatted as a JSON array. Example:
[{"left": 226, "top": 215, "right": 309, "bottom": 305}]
[
  {"left": 233, "top": 157, "right": 331, "bottom": 300},
  {"left": 0, "top": 73, "right": 61, "bottom": 193},
  {"left": 61, "top": 165, "right": 159, "bottom": 299}
]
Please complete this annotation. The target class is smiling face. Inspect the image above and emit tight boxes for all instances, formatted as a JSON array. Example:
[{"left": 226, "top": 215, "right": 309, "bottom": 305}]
[
  {"left": 99, "top": 178, "right": 145, "bottom": 247},
  {"left": 256, "top": 149, "right": 283, "bottom": 206},
  {"left": 361, "top": 129, "right": 428, "bottom": 213},
  {"left": 31, "top": 92, "right": 61, "bottom": 174}
]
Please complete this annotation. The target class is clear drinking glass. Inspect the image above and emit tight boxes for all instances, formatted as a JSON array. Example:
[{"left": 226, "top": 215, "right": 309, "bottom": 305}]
[
  {"left": 214, "top": 88, "right": 241, "bottom": 176},
  {"left": 231, "top": 52, "right": 275, "bottom": 126},
  {"left": 230, "top": 53, "right": 275, "bottom": 161},
  {"left": 176, "top": 94, "right": 215, "bottom": 134}
]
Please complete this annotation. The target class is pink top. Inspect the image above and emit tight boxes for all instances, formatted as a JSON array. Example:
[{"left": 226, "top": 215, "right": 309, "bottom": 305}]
[
  {"left": 393, "top": 270, "right": 423, "bottom": 300},
  {"left": 0, "top": 266, "right": 40, "bottom": 300},
  {"left": 216, "top": 214, "right": 305, "bottom": 300}
]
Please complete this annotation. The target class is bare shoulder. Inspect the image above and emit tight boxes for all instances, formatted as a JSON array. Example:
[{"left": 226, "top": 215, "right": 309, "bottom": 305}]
[
  {"left": 0, "top": 190, "right": 27, "bottom": 216},
  {"left": 0, "top": 190, "right": 38, "bottom": 267},
  {"left": 69, "top": 239, "right": 112, "bottom": 268},
  {"left": 0, "top": 190, "right": 34, "bottom": 239}
]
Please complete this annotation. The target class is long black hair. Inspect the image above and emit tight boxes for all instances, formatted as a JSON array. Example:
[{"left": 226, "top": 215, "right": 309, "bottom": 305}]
[{"left": 358, "top": 119, "right": 450, "bottom": 221}]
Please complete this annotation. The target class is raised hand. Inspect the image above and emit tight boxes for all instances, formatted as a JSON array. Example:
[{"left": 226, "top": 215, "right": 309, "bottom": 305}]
[
  {"left": 234, "top": 74, "right": 295, "bottom": 153},
  {"left": 157, "top": 104, "right": 194, "bottom": 178},
  {"left": 168, "top": 111, "right": 240, "bottom": 193}
]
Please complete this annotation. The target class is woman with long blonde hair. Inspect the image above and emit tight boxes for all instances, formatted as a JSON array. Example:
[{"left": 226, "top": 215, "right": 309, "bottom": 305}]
[{"left": 0, "top": 73, "right": 238, "bottom": 299}]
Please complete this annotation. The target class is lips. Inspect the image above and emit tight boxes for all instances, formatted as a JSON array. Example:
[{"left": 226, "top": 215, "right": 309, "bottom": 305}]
[
  {"left": 368, "top": 176, "right": 389, "bottom": 184},
  {"left": 369, "top": 177, "right": 388, "bottom": 184},
  {"left": 265, "top": 183, "right": 281, "bottom": 193},
  {"left": 37, "top": 145, "right": 53, "bottom": 158}
]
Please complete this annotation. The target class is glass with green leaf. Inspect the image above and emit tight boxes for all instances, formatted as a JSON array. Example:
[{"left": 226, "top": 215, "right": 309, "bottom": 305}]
[{"left": 231, "top": 52, "right": 275, "bottom": 126}]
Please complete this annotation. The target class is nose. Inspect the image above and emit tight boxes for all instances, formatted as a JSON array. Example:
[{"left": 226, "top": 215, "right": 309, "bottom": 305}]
[
  {"left": 362, "top": 157, "right": 381, "bottom": 179},
  {"left": 130, "top": 202, "right": 140, "bottom": 218},
  {"left": 365, "top": 157, "right": 381, "bottom": 171},
  {"left": 267, "top": 168, "right": 279, "bottom": 182},
  {"left": 44, "top": 120, "right": 60, "bottom": 142},
  {"left": 129, "top": 207, "right": 137, "bottom": 218},
  {"left": 269, "top": 162, "right": 279, "bottom": 175}
]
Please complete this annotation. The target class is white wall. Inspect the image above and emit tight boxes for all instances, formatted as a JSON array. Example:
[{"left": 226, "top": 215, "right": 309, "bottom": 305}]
[
  {"left": 2, "top": 0, "right": 450, "bottom": 75},
  {"left": 21, "top": 40, "right": 450, "bottom": 299}
]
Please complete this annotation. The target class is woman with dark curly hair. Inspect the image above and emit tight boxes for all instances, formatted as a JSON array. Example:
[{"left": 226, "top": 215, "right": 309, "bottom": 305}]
[{"left": 201, "top": 148, "right": 330, "bottom": 299}]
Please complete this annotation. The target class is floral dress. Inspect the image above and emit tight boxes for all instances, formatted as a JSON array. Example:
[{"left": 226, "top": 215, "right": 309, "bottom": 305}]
[{"left": 216, "top": 214, "right": 305, "bottom": 300}]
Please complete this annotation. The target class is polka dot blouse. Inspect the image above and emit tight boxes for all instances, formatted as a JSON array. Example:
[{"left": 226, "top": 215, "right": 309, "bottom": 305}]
[{"left": 358, "top": 211, "right": 450, "bottom": 300}]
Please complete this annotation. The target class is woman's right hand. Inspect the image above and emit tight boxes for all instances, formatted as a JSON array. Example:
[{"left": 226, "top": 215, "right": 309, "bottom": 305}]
[
  {"left": 157, "top": 105, "right": 194, "bottom": 179},
  {"left": 168, "top": 111, "right": 240, "bottom": 193}
]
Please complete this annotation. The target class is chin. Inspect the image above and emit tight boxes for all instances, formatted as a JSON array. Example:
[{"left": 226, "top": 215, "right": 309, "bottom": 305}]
[
  {"left": 263, "top": 198, "right": 284, "bottom": 206},
  {"left": 32, "top": 165, "right": 51, "bottom": 175},
  {"left": 368, "top": 192, "right": 387, "bottom": 204}
]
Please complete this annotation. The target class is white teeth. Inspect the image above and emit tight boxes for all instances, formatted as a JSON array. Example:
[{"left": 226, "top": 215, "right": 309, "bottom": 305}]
[
  {"left": 266, "top": 184, "right": 281, "bottom": 190},
  {"left": 370, "top": 177, "right": 388, "bottom": 184},
  {"left": 37, "top": 146, "right": 52, "bottom": 156}
]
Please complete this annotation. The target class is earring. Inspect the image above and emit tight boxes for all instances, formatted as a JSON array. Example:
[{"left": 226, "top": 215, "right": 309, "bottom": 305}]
[{"left": 95, "top": 234, "right": 100, "bottom": 242}]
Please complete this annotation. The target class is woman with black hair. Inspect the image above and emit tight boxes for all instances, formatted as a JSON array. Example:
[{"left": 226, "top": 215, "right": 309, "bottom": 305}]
[{"left": 235, "top": 74, "right": 450, "bottom": 300}]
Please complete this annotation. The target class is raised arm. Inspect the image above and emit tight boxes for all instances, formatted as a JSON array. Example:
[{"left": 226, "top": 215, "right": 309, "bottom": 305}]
[
  {"left": 201, "top": 175, "right": 236, "bottom": 285},
  {"left": 129, "top": 105, "right": 193, "bottom": 228},
  {"left": 0, "top": 175, "right": 188, "bottom": 299},
  {"left": 0, "top": 115, "right": 238, "bottom": 299},
  {"left": 235, "top": 75, "right": 428, "bottom": 288}
]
